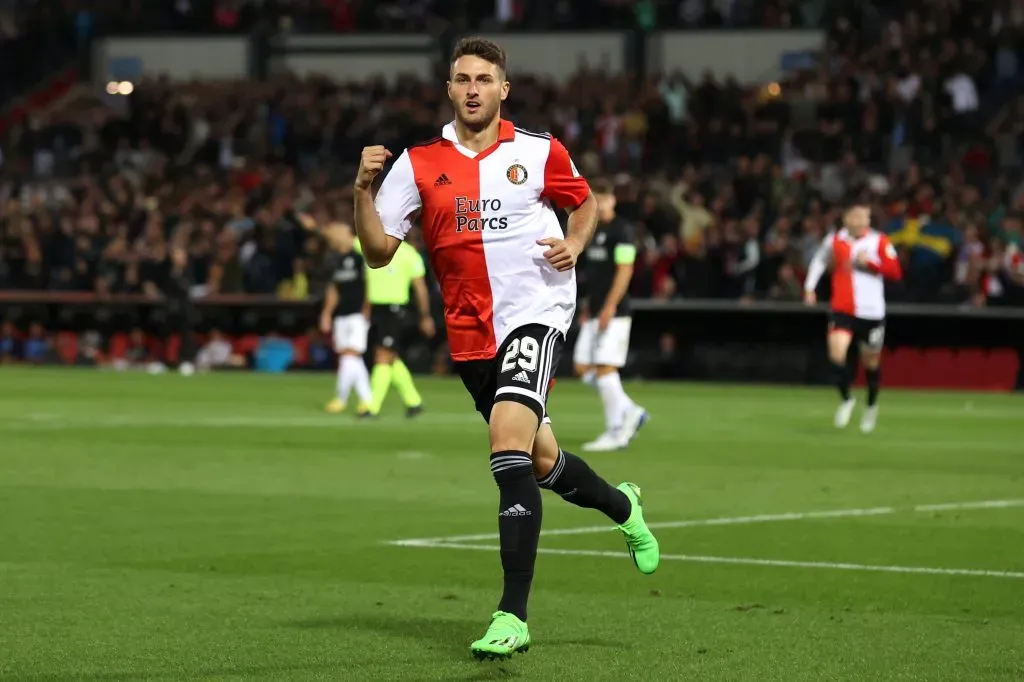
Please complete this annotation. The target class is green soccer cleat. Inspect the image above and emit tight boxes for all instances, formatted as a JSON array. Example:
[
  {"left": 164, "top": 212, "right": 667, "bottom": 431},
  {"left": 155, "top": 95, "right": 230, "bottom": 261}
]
[
  {"left": 470, "top": 611, "right": 531, "bottom": 661},
  {"left": 616, "top": 482, "right": 660, "bottom": 575}
]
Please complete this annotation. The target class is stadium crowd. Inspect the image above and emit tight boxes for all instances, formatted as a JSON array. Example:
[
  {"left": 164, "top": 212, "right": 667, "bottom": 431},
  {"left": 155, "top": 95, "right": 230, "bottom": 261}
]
[{"left": 2, "top": 0, "right": 1024, "bottom": 341}]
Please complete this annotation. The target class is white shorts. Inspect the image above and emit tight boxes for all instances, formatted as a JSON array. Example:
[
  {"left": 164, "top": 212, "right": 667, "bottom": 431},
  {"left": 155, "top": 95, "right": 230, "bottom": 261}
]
[
  {"left": 332, "top": 312, "right": 369, "bottom": 353},
  {"left": 572, "top": 317, "right": 632, "bottom": 368}
]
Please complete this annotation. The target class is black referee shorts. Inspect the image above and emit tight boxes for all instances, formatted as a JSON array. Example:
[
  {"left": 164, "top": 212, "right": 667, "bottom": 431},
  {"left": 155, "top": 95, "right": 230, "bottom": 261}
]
[{"left": 370, "top": 304, "right": 411, "bottom": 352}]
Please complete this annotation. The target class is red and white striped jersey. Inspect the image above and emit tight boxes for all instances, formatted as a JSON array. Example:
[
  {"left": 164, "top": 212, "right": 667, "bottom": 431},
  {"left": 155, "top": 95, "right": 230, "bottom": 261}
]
[
  {"left": 374, "top": 119, "right": 591, "bottom": 361},
  {"left": 804, "top": 227, "right": 903, "bottom": 320}
]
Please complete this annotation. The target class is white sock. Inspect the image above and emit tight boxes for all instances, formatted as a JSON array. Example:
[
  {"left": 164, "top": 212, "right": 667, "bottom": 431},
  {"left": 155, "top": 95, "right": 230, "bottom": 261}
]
[
  {"left": 581, "top": 369, "right": 596, "bottom": 386},
  {"left": 345, "top": 355, "right": 373, "bottom": 405},
  {"left": 596, "top": 373, "right": 623, "bottom": 432},
  {"left": 596, "top": 371, "right": 635, "bottom": 431},
  {"left": 337, "top": 356, "right": 355, "bottom": 402}
]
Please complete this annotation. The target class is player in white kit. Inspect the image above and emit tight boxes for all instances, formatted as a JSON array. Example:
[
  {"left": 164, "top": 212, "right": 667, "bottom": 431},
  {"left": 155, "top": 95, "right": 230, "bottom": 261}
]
[{"left": 804, "top": 204, "right": 903, "bottom": 433}]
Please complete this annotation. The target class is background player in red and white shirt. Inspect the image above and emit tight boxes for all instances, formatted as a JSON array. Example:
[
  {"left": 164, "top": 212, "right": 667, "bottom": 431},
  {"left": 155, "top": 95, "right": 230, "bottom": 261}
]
[
  {"left": 804, "top": 203, "right": 903, "bottom": 433},
  {"left": 351, "top": 37, "right": 660, "bottom": 660}
]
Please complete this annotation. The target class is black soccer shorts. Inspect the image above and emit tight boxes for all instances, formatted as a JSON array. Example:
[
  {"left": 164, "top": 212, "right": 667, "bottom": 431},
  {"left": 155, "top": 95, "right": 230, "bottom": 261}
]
[
  {"left": 830, "top": 312, "right": 886, "bottom": 352},
  {"left": 454, "top": 323, "right": 564, "bottom": 424},
  {"left": 370, "top": 304, "right": 410, "bottom": 352}
]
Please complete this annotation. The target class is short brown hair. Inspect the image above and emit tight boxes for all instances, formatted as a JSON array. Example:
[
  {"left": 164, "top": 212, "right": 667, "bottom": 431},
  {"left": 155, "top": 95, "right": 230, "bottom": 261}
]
[{"left": 450, "top": 37, "right": 508, "bottom": 76}]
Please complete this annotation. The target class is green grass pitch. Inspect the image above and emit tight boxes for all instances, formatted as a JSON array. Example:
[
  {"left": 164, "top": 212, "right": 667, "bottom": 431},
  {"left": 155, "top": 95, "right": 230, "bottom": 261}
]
[{"left": 1, "top": 367, "right": 1023, "bottom": 681}]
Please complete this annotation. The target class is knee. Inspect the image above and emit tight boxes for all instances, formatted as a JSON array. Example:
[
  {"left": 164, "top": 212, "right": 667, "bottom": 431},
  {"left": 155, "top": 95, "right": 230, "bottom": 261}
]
[
  {"left": 491, "top": 435, "right": 534, "bottom": 455},
  {"left": 374, "top": 348, "right": 396, "bottom": 365},
  {"left": 827, "top": 333, "right": 850, "bottom": 364},
  {"left": 862, "top": 354, "right": 881, "bottom": 371},
  {"left": 531, "top": 425, "right": 559, "bottom": 479},
  {"left": 828, "top": 347, "right": 848, "bottom": 365},
  {"left": 594, "top": 365, "right": 616, "bottom": 377},
  {"left": 489, "top": 401, "right": 540, "bottom": 454}
]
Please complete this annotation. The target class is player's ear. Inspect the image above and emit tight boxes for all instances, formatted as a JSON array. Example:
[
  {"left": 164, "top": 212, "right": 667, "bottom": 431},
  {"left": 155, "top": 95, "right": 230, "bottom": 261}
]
[{"left": 500, "top": 80, "right": 509, "bottom": 102}]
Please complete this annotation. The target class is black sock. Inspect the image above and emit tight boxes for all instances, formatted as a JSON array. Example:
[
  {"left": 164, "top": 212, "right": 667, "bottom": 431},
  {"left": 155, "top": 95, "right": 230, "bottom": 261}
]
[
  {"left": 831, "top": 360, "right": 851, "bottom": 401},
  {"left": 537, "top": 449, "right": 631, "bottom": 525},
  {"left": 866, "top": 368, "right": 881, "bottom": 406},
  {"left": 490, "top": 451, "right": 542, "bottom": 622}
]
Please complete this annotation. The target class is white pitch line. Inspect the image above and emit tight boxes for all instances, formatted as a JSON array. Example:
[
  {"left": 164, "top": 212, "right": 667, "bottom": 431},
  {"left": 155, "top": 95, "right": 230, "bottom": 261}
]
[
  {"left": 412, "top": 543, "right": 1024, "bottom": 580},
  {"left": 914, "top": 500, "right": 1024, "bottom": 512},
  {"left": 387, "top": 499, "right": 1024, "bottom": 546}
]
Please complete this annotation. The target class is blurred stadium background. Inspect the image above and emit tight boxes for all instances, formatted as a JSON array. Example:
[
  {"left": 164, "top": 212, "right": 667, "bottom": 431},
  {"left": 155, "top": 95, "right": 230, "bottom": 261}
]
[
  {"left": 2, "top": 3, "right": 1024, "bottom": 680},
  {"left": 2, "top": 0, "right": 1023, "bottom": 388}
]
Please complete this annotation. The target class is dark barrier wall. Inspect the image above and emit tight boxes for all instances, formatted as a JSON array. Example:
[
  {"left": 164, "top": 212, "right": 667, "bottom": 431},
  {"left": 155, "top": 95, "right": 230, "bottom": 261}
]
[
  {"left": 627, "top": 300, "right": 1024, "bottom": 391},
  {"left": 2, "top": 293, "right": 1023, "bottom": 391}
]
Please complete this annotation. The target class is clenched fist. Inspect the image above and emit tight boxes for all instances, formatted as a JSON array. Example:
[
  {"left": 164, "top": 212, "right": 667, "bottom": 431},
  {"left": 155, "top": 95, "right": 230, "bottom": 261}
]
[{"left": 355, "top": 146, "right": 393, "bottom": 190}]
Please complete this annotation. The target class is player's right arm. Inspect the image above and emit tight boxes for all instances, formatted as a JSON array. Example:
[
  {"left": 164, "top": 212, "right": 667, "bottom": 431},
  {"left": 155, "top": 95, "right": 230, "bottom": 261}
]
[
  {"left": 353, "top": 146, "right": 422, "bottom": 269},
  {"left": 320, "top": 282, "right": 337, "bottom": 335},
  {"left": 803, "top": 233, "right": 834, "bottom": 305}
]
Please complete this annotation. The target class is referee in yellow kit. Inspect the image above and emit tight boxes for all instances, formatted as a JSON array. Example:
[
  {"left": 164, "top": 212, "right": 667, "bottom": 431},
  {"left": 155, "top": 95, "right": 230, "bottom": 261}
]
[{"left": 356, "top": 238, "right": 435, "bottom": 417}]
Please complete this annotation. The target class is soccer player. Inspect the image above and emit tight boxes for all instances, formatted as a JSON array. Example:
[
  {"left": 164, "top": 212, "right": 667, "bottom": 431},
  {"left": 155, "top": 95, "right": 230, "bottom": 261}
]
[
  {"left": 355, "top": 236, "right": 435, "bottom": 418},
  {"left": 352, "top": 37, "right": 660, "bottom": 660},
  {"left": 804, "top": 203, "right": 902, "bottom": 433},
  {"left": 572, "top": 178, "right": 648, "bottom": 451},
  {"left": 320, "top": 222, "right": 372, "bottom": 415}
]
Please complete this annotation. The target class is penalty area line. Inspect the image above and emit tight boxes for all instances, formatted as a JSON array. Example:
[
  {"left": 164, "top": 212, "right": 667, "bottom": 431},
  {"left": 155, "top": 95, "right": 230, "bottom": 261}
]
[{"left": 408, "top": 542, "right": 1024, "bottom": 581}]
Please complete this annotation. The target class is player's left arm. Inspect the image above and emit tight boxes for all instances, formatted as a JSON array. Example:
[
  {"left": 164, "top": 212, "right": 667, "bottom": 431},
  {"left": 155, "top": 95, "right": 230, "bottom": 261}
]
[
  {"left": 600, "top": 225, "right": 637, "bottom": 329},
  {"left": 538, "top": 138, "right": 597, "bottom": 271},
  {"left": 867, "top": 235, "right": 903, "bottom": 280}
]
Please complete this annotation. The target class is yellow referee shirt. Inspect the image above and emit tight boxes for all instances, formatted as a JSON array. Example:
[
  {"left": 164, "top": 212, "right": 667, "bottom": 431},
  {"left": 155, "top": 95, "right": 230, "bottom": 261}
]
[{"left": 353, "top": 238, "right": 426, "bottom": 305}]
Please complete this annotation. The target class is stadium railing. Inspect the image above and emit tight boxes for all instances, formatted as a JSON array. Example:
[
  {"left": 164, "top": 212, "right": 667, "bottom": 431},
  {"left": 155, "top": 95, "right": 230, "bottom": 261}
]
[
  {"left": 1, "top": 293, "right": 1020, "bottom": 391},
  {"left": 91, "top": 29, "right": 824, "bottom": 85}
]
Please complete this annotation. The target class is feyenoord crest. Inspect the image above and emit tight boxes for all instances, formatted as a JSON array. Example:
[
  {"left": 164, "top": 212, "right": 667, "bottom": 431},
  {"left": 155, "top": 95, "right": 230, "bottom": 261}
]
[{"left": 506, "top": 163, "right": 528, "bottom": 185}]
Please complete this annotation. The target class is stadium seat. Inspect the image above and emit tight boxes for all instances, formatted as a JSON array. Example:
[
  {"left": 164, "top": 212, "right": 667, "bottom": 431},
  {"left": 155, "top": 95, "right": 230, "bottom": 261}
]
[
  {"left": 233, "top": 334, "right": 261, "bottom": 356},
  {"left": 920, "top": 349, "right": 957, "bottom": 389},
  {"left": 145, "top": 334, "right": 164, "bottom": 361},
  {"left": 165, "top": 335, "right": 182, "bottom": 365},
  {"left": 56, "top": 332, "right": 78, "bottom": 364},
  {"left": 987, "top": 349, "right": 1020, "bottom": 392},
  {"left": 292, "top": 336, "right": 310, "bottom": 365},
  {"left": 953, "top": 349, "right": 987, "bottom": 390},
  {"left": 887, "top": 347, "right": 920, "bottom": 388},
  {"left": 108, "top": 333, "right": 129, "bottom": 359}
]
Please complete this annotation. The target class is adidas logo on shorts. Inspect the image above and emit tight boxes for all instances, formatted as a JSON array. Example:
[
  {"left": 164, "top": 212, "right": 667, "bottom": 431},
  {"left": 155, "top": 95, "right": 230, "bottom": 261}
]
[
  {"left": 500, "top": 504, "right": 531, "bottom": 517},
  {"left": 511, "top": 370, "right": 530, "bottom": 383}
]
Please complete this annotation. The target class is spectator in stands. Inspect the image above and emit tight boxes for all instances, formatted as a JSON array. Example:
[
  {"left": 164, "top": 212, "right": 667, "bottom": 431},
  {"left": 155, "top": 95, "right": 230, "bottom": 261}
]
[
  {"left": 0, "top": 319, "right": 16, "bottom": 363},
  {"left": 77, "top": 330, "right": 106, "bottom": 366},
  {"left": 22, "top": 322, "right": 52, "bottom": 364},
  {"left": 119, "top": 327, "right": 157, "bottom": 371},
  {"left": 195, "top": 329, "right": 244, "bottom": 371},
  {"left": 1, "top": 0, "right": 1023, "bottom": 318}
]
